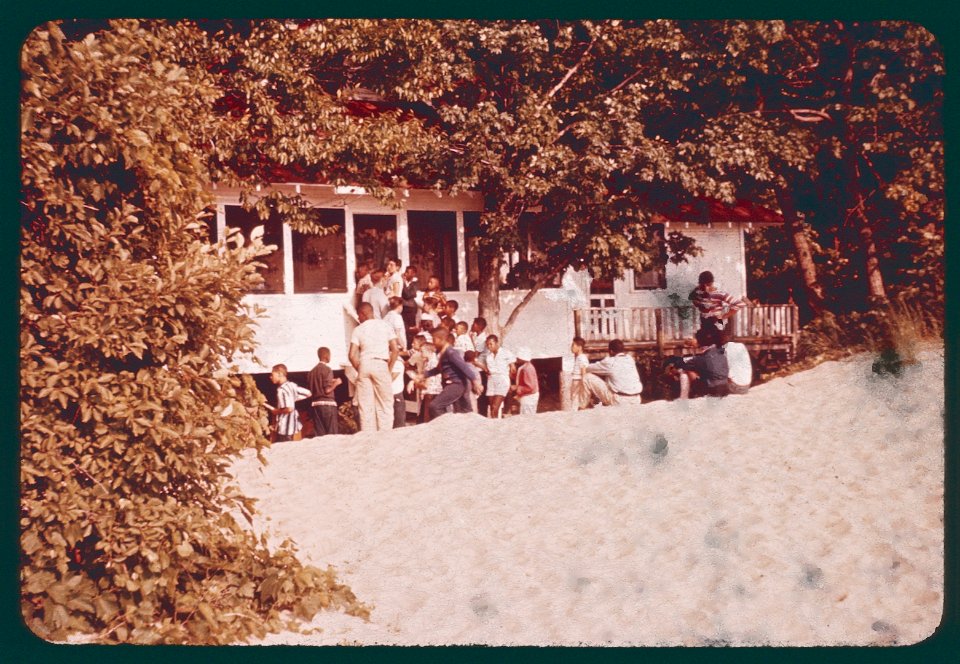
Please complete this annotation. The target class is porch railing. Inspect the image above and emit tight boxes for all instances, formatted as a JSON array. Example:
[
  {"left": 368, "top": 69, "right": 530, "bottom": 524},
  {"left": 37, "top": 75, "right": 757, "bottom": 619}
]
[{"left": 573, "top": 304, "right": 799, "bottom": 353}]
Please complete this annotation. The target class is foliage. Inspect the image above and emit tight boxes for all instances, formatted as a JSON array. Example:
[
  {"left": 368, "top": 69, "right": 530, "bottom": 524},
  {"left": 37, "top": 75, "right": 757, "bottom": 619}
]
[{"left": 21, "top": 21, "right": 366, "bottom": 644}]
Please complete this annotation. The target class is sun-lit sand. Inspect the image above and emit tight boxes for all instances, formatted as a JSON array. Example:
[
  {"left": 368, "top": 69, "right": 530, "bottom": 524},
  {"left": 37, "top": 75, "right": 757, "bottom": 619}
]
[{"left": 230, "top": 346, "right": 944, "bottom": 646}]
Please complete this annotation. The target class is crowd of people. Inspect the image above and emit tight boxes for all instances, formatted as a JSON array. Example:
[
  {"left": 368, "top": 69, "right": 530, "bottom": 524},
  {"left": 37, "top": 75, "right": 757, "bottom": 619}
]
[{"left": 266, "top": 264, "right": 755, "bottom": 440}]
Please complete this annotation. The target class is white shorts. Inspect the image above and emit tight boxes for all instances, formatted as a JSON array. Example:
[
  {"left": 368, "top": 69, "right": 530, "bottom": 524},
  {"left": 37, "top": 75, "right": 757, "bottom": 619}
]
[{"left": 486, "top": 373, "right": 510, "bottom": 397}]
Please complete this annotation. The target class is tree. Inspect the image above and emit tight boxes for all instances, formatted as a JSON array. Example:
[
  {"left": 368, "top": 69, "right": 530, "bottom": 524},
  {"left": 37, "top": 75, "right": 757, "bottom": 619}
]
[
  {"left": 262, "top": 19, "right": 709, "bottom": 339},
  {"left": 21, "top": 20, "right": 366, "bottom": 644}
]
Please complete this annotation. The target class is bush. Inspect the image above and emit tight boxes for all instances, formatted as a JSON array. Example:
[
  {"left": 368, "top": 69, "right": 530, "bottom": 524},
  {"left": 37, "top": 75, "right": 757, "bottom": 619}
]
[{"left": 21, "top": 21, "right": 365, "bottom": 644}]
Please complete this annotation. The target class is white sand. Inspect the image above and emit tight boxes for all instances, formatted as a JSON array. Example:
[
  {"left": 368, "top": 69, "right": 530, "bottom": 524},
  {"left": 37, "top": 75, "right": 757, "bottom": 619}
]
[{"left": 230, "top": 347, "right": 944, "bottom": 646}]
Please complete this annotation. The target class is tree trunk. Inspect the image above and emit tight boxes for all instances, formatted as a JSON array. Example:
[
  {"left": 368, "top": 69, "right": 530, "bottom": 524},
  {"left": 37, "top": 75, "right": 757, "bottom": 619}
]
[
  {"left": 775, "top": 186, "right": 825, "bottom": 320},
  {"left": 840, "top": 29, "right": 888, "bottom": 306},
  {"left": 476, "top": 248, "right": 502, "bottom": 338},
  {"left": 499, "top": 261, "right": 568, "bottom": 341}
]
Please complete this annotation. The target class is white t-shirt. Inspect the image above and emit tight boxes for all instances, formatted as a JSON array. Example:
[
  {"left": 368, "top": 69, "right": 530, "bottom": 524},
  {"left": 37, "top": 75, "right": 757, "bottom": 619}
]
[
  {"left": 724, "top": 342, "right": 752, "bottom": 387},
  {"left": 383, "top": 310, "right": 406, "bottom": 348},
  {"left": 362, "top": 287, "right": 389, "bottom": 318},
  {"left": 385, "top": 272, "right": 403, "bottom": 298},
  {"left": 570, "top": 353, "right": 589, "bottom": 380},
  {"left": 481, "top": 347, "right": 516, "bottom": 378},
  {"left": 454, "top": 333, "right": 475, "bottom": 354},
  {"left": 389, "top": 358, "right": 405, "bottom": 395},
  {"left": 350, "top": 319, "right": 394, "bottom": 362}
]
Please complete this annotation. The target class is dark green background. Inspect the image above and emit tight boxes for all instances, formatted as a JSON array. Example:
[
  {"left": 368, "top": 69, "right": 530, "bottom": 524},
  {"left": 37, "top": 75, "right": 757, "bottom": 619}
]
[{"left": 4, "top": 1, "right": 956, "bottom": 662}]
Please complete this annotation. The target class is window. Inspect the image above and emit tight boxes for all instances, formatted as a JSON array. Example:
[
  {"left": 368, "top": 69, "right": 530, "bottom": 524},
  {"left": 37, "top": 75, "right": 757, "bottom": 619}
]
[
  {"left": 292, "top": 209, "right": 347, "bottom": 293},
  {"left": 464, "top": 212, "right": 482, "bottom": 290},
  {"left": 408, "top": 211, "right": 459, "bottom": 291},
  {"left": 633, "top": 224, "right": 667, "bottom": 290},
  {"left": 224, "top": 205, "right": 284, "bottom": 293},
  {"left": 353, "top": 214, "right": 397, "bottom": 273}
]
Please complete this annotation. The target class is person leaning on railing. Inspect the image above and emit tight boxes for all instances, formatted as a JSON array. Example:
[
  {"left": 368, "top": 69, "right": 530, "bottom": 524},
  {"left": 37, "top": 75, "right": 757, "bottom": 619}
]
[{"left": 689, "top": 270, "right": 749, "bottom": 333}]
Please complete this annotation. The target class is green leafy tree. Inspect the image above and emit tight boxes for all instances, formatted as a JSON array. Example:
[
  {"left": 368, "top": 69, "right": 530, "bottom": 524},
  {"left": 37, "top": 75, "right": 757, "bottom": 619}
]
[{"left": 21, "top": 20, "right": 366, "bottom": 644}]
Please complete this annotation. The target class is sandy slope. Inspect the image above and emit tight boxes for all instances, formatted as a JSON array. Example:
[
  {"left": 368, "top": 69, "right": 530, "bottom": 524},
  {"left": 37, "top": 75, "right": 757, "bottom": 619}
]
[{"left": 230, "top": 347, "right": 944, "bottom": 646}]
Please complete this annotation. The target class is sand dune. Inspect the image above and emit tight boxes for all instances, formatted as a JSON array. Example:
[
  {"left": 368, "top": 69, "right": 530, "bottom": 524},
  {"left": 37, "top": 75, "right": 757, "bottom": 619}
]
[{"left": 230, "top": 346, "right": 944, "bottom": 646}]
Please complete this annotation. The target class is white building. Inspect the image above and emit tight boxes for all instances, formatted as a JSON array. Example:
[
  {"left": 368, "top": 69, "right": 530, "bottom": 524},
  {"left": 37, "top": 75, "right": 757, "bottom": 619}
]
[{"left": 209, "top": 184, "right": 793, "bottom": 374}]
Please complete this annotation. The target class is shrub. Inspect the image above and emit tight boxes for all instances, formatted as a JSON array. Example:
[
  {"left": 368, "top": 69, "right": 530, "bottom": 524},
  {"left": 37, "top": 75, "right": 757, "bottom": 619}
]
[{"left": 21, "top": 21, "right": 365, "bottom": 644}]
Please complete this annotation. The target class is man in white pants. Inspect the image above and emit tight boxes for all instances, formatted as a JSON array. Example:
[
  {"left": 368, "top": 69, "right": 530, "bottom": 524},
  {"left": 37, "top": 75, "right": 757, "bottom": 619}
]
[
  {"left": 349, "top": 302, "right": 400, "bottom": 432},
  {"left": 582, "top": 339, "right": 643, "bottom": 405}
]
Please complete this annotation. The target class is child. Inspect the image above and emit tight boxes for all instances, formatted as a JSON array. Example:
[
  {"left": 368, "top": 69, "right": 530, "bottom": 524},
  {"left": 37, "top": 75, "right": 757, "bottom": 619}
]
[
  {"left": 480, "top": 335, "right": 515, "bottom": 418},
  {"left": 267, "top": 364, "right": 310, "bottom": 442},
  {"left": 389, "top": 355, "right": 406, "bottom": 428},
  {"left": 569, "top": 336, "right": 590, "bottom": 410},
  {"left": 419, "top": 343, "right": 443, "bottom": 423},
  {"left": 453, "top": 320, "right": 474, "bottom": 354},
  {"left": 470, "top": 317, "right": 488, "bottom": 352},
  {"left": 513, "top": 348, "right": 540, "bottom": 415},
  {"left": 421, "top": 296, "right": 442, "bottom": 330},
  {"left": 444, "top": 299, "right": 460, "bottom": 322},
  {"left": 306, "top": 347, "right": 341, "bottom": 436}
]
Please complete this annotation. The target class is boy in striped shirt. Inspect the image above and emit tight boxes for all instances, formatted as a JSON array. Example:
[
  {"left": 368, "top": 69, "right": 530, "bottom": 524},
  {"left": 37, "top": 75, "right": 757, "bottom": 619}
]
[
  {"left": 267, "top": 364, "right": 307, "bottom": 442},
  {"left": 689, "top": 270, "right": 749, "bottom": 333}
]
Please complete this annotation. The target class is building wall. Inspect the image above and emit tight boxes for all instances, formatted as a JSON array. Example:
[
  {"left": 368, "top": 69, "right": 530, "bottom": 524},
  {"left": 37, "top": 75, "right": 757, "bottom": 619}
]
[{"left": 217, "top": 185, "right": 761, "bottom": 372}]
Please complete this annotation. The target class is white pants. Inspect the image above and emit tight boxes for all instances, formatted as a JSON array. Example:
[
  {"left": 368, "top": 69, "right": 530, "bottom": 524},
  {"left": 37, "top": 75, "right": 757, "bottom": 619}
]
[{"left": 518, "top": 393, "right": 539, "bottom": 415}]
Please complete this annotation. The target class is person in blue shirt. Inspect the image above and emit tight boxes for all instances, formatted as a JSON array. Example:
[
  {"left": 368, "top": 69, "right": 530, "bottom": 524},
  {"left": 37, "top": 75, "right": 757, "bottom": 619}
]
[{"left": 416, "top": 327, "right": 483, "bottom": 419}]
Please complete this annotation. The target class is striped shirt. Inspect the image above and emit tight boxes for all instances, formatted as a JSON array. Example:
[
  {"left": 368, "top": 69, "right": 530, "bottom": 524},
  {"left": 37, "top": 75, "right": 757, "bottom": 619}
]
[
  {"left": 275, "top": 380, "right": 303, "bottom": 437},
  {"left": 689, "top": 286, "right": 747, "bottom": 320}
]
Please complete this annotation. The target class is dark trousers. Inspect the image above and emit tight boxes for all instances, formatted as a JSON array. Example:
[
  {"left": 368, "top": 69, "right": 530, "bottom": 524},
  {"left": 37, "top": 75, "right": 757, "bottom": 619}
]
[
  {"left": 401, "top": 307, "right": 418, "bottom": 345},
  {"left": 428, "top": 381, "right": 472, "bottom": 419},
  {"left": 393, "top": 393, "right": 406, "bottom": 428},
  {"left": 310, "top": 403, "right": 339, "bottom": 436}
]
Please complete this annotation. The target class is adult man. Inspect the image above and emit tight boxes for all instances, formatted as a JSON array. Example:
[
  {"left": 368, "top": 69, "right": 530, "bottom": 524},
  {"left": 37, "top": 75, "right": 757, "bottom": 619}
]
[
  {"left": 582, "top": 339, "right": 643, "bottom": 405},
  {"left": 689, "top": 270, "right": 749, "bottom": 334},
  {"left": 417, "top": 327, "right": 482, "bottom": 419},
  {"left": 361, "top": 267, "right": 389, "bottom": 319},
  {"left": 666, "top": 326, "right": 731, "bottom": 399},
  {"left": 354, "top": 260, "right": 374, "bottom": 309},
  {"left": 306, "top": 346, "right": 341, "bottom": 436},
  {"left": 400, "top": 265, "right": 420, "bottom": 342},
  {"left": 349, "top": 302, "right": 400, "bottom": 431},
  {"left": 383, "top": 296, "right": 407, "bottom": 350},
  {"left": 721, "top": 329, "right": 752, "bottom": 395}
]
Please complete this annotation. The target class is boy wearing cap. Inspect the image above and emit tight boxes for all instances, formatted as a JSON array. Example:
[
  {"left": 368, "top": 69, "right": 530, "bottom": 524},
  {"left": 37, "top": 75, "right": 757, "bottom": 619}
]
[{"left": 513, "top": 347, "right": 539, "bottom": 415}]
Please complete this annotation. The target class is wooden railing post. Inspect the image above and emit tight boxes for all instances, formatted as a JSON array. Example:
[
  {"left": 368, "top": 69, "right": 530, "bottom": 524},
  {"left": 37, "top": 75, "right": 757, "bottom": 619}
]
[
  {"left": 573, "top": 309, "right": 582, "bottom": 339},
  {"left": 655, "top": 308, "right": 664, "bottom": 356}
]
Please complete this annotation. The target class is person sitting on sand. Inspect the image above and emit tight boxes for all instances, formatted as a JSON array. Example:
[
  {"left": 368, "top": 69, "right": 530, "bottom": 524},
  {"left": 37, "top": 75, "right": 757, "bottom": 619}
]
[
  {"left": 513, "top": 347, "right": 540, "bottom": 415},
  {"left": 416, "top": 327, "right": 482, "bottom": 419},
  {"left": 689, "top": 270, "right": 749, "bottom": 334},
  {"left": 664, "top": 325, "right": 731, "bottom": 399},
  {"left": 479, "top": 334, "right": 515, "bottom": 419},
  {"left": 721, "top": 328, "right": 753, "bottom": 395},
  {"left": 582, "top": 339, "right": 643, "bottom": 405}
]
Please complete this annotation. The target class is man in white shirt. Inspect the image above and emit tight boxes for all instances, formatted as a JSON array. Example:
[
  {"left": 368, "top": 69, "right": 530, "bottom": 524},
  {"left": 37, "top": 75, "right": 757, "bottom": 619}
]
[
  {"left": 361, "top": 267, "right": 390, "bottom": 319},
  {"left": 722, "top": 330, "right": 753, "bottom": 394},
  {"left": 583, "top": 339, "right": 643, "bottom": 405},
  {"left": 383, "top": 296, "right": 407, "bottom": 350},
  {"left": 349, "top": 302, "right": 400, "bottom": 432}
]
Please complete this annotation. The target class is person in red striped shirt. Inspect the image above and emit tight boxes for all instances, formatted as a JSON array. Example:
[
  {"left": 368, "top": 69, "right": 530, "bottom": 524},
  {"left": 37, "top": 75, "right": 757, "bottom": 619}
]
[{"left": 689, "top": 270, "right": 749, "bottom": 334}]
